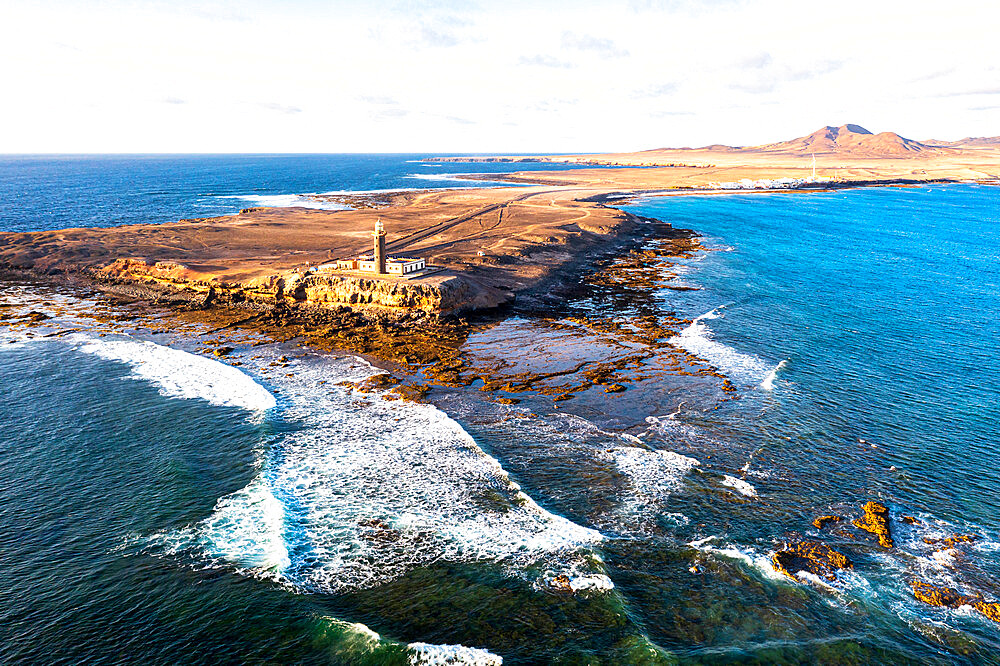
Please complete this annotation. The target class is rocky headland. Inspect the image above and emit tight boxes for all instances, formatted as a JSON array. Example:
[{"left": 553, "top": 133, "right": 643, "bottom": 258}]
[{"left": 3, "top": 123, "right": 1000, "bottom": 398}]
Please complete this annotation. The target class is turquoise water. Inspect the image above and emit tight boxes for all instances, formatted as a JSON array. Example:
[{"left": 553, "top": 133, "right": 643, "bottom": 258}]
[
  {"left": 626, "top": 185, "right": 1000, "bottom": 527},
  {"left": 1, "top": 176, "right": 999, "bottom": 663}
]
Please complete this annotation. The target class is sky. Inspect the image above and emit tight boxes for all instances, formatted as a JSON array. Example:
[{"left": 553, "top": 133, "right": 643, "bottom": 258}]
[{"left": 1, "top": 0, "right": 998, "bottom": 153}]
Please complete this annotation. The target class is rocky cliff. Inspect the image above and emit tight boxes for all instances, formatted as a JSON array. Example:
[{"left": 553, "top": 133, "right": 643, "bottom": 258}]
[{"left": 95, "top": 258, "right": 511, "bottom": 316}]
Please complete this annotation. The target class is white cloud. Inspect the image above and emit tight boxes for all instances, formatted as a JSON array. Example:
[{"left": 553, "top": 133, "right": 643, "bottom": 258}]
[{"left": 1, "top": 0, "right": 997, "bottom": 152}]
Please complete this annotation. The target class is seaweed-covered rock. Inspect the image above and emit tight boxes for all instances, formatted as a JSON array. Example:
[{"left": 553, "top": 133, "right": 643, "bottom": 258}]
[
  {"left": 771, "top": 541, "right": 853, "bottom": 581},
  {"left": 853, "top": 501, "right": 893, "bottom": 548}
]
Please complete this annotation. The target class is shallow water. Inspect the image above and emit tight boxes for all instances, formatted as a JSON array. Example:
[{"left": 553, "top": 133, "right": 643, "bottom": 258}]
[{"left": 1, "top": 176, "right": 999, "bottom": 663}]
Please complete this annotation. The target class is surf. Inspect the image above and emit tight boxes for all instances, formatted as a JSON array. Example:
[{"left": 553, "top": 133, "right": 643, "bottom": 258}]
[
  {"left": 152, "top": 349, "right": 609, "bottom": 594},
  {"left": 69, "top": 334, "right": 276, "bottom": 411},
  {"left": 672, "top": 307, "right": 775, "bottom": 386}
]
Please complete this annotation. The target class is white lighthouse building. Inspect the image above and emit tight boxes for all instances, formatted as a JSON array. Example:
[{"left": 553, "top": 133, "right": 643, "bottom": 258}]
[{"left": 329, "top": 219, "right": 426, "bottom": 275}]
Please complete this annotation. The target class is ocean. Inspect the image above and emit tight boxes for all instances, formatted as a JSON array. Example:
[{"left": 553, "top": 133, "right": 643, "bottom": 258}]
[
  {"left": 0, "top": 153, "right": 607, "bottom": 232},
  {"left": 1, "top": 156, "right": 999, "bottom": 664}
]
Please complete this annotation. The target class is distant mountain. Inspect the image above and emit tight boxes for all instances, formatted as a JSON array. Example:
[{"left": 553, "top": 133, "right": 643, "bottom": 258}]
[
  {"left": 641, "top": 124, "right": 964, "bottom": 157},
  {"left": 923, "top": 136, "right": 1000, "bottom": 148},
  {"left": 755, "top": 124, "right": 939, "bottom": 156}
]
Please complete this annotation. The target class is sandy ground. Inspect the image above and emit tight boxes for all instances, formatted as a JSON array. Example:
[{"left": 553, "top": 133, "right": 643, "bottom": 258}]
[
  {"left": 1, "top": 136, "right": 998, "bottom": 302},
  {"left": 0, "top": 185, "right": 633, "bottom": 295}
]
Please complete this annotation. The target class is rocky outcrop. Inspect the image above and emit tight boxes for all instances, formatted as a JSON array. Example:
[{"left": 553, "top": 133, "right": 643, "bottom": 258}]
[
  {"left": 95, "top": 259, "right": 512, "bottom": 316},
  {"left": 771, "top": 541, "right": 853, "bottom": 582},
  {"left": 923, "top": 534, "right": 977, "bottom": 549},
  {"left": 812, "top": 515, "right": 842, "bottom": 529},
  {"left": 288, "top": 271, "right": 509, "bottom": 313},
  {"left": 912, "top": 581, "right": 1000, "bottom": 623},
  {"left": 853, "top": 501, "right": 894, "bottom": 548}
]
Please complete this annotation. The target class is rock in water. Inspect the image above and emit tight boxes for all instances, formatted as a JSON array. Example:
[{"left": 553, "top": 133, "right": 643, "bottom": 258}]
[
  {"left": 853, "top": 501, "right": 894, "bottom": 548},
  {"left": 923, "top": 534, "right": 977, "bottom": 548},
  {"left": 771, "top": 541, "right": 853, "bottom": 581},
  {"left": 812, "top": 515, "right": 842, "bottom": 529},
  {"left": 912, "top": 581, "right": 969, "bottom": 608},
  {"left": 976, "top": 601, "right": 1000, "bottom": 623},
  {"left": 911, "top": 581, "right": 1000, "bottom": 624}
]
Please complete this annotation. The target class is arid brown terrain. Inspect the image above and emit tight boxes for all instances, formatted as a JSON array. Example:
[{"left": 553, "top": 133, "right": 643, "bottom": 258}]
[
  {"left": 440, "top": 124, "right": 1000, "bottom": 190},
  {"left": 1, "top": 124, "right": 998, "bottom": 317}
]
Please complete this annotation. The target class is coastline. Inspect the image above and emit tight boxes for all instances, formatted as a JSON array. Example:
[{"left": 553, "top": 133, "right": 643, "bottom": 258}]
[
  {"left": 0, "top": 200, "right": 703, "bottom": 396},
  {"left": 0, "top": 169, "right": 992, "bottom": 379},
  {"left": 5, "top": 171, "right": 1000, "bottom": 662},
  {"left": 2, "top": 145, "right": 999, "bottom": 400}
]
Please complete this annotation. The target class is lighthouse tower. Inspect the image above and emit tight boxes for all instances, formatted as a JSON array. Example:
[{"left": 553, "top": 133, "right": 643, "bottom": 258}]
[{"left": 373, "top": 218, "right": 387, "bottom": 274}]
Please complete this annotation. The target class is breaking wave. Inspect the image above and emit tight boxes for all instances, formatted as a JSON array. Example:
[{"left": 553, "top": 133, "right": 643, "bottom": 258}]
[
  {"left": 405, "top": 173, "right": 514, "bottom": 185},
  {"left": 600, "top": 445, "right": 700, "bottom": 531},
  {"left": 214, "top": 194, "right": 350, "bottom": 210},
  {"left": 70, "top": 334, "right": 276, "bottom": 411},
  {"left": 316, "top": 617, "right": 504, "bottom": 664},
  {"left": 409, "top": 642, "right": 504, "bottom": 665},
  {"left": 760, "top": 359, "right": 788, "bottom": 391},
  {"left": 673, "top": 308, "right": 774, "bottom": 385},
  {"left": 688, "top": 536, "right": 785, "bottom": 582},
  {"left": 151, "top": 350, "right": 605, "bottom": 592}
]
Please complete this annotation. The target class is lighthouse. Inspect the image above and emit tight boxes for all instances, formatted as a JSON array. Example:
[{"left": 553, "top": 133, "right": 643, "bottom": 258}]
[
  {"left": 325, "top": 218, "right": 426, "bottom": 275},
  {"left": 373, "top": 218, "right": 386, "bottom": 274}
]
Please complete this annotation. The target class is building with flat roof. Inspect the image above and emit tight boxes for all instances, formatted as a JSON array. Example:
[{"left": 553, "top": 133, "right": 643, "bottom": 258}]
[{"left": 324, "top": 219, "right": 426, "bottom": 276}]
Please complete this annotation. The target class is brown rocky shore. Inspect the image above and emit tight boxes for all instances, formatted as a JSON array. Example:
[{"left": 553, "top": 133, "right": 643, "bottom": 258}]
[
  {"left": 0, "top": 181, "right": 711, "bottom": 400},
  {"left": 3, "top": 128, "right": 999, "bottom": 402},
  {"left": 0, "top": 185, "right": 643, "bottom": 319}
]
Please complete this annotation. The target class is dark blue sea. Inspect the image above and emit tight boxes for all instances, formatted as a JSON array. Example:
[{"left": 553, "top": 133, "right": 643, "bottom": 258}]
[
  {"left": 1, "top": 156, "right": 999, "bottom": 664},
  {"left": 0, "top": 153, "right": 604, "bottom": 232}
]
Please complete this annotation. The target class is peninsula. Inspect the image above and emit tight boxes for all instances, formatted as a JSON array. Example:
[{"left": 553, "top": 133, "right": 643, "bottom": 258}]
[{"left": 1, "top": 125, "right": 998, "bottom": 321}]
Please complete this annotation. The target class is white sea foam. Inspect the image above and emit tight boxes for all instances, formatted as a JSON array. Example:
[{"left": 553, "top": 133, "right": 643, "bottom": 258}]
[
  {"left": 739, "top": 461, "right": 772, "bottom": 479},
  {"left": 599, "top": 445, "right": 700, "bottom": 531},
  {"left": 687, "top": 536, "right": 785, "bottom": 581},
  {"left": 176, "top": 476, "right": 291, "bottom": 573},
  {"left": 405, "top": 173, "right": 512, "bottom": 185},
  {"left": 760, "top": 359, "right": 788, "bottom": 391},
  {"left": 316, "top": 617, "right": 503, "bottom": 664},
  {"left": 408, "top": 642, "right": 503, "bottom": 665},
  {"left": 605, "top": 446, "right": 701, "bottom": 495},
  {"left": 70, "top": 334, "right": 276, "bottom": 411},
  {"left": 1, "top": 334, "right": 31, "bottom": 350},
  {"left": 154, "top": 351, "right": 604, "bottom": 593},
  {"left": 215, "top": 194, "right": 350, "bottom": 210},
  {"left": 721, "top": 475, "right": 758, "bottom": 497},
  {"left": 795, "top": 571, "right": 836, "bottom": 590},
  {"left": 672, "top": 308, "right": 773, "bottom": 385},
  {"left": 534, "top": 554, "right": 615, "bottom": 594},
  {"left": 465, "top": 409, "right": 696, "bottom": 536},
  {"left": 568, "top": 574, "right": 616, "bottom": 592}
]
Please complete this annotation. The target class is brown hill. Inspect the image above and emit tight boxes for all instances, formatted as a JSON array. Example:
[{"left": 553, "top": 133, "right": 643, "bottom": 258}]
[
  {"left": 924, "top": 136, "right": 1000, "bottom": 148},
  {"left": 756, "top": 124, "right": 940, "bottom": 157}
]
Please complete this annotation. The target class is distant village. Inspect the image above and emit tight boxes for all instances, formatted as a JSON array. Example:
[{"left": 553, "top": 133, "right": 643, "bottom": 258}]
[{"left": 708, "top": 175, "right": 833, "bottom": 191}]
